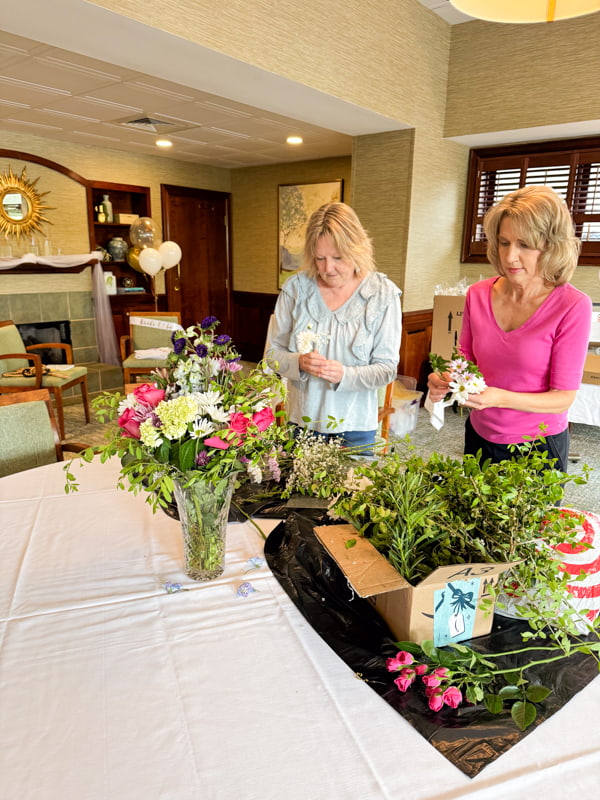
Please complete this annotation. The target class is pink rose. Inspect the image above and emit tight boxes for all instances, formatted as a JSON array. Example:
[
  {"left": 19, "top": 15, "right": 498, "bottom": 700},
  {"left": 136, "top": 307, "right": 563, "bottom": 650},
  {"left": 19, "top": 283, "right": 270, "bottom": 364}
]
[
  {"left": 252, "top": 407, "right": 275, "bottom": 432},
  {"left": 118, "top": 407, "right": 141, "bottom": 439},
  {"left": 442, "top": 686, "right": 462, "bottom": 709},
  {"left": 427, "top": 688, "right": 445, "bottom": 712},
  {"left": 393, "top": 668, "right": 416, "bottom": 692},
  {"left": 386, "top": 651, "right": 414, "bottom": 672},
  {"left": 415, "top": 664, "right": 428, "bottom": 676},
  {"left": 204, "top": 436, "right": 230, "bottom": 450},
  {"left": 132, "top": 383, "right": 165, "bottom": 408},
  {"left": 229, "top": 412, "right": 250, "bottom": 436}
]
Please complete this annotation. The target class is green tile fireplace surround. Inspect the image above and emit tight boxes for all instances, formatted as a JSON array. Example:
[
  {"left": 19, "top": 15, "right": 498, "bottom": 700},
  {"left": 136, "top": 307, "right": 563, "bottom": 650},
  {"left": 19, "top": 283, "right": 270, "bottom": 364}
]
[{"left": 0, "top": 290, "right": 123, "bottom": 399}]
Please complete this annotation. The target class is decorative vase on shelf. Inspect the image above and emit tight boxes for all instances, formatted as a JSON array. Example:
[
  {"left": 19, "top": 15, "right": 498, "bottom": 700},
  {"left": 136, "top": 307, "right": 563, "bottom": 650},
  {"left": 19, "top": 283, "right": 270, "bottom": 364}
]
[
  {"left": 172, "top": 474, "right": 237, "bottom": 581},
  {"left": 101, "top": 194, "right": 114, "bottom": 223},
  {"left": 107, "top": 236, "right": 128, "bottom": 262}
]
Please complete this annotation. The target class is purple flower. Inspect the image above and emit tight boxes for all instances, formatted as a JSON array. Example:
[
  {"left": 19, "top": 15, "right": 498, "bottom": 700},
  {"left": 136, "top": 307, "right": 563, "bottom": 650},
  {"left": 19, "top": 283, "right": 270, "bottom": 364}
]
[
  {"left": 200, "top": 315, "right": 218, "bottom": 329},
  {"left": 215, "top": 334, "right": 231, "bottom": 345},
  {"left": 172, "top": 336, "right": 186, "bottom": 354},
  {"left": 195, "top": 450, "right": 214, "bottom": 466},
  {"left": 195, "top": 343, "right": 209, "bottom": 357}
]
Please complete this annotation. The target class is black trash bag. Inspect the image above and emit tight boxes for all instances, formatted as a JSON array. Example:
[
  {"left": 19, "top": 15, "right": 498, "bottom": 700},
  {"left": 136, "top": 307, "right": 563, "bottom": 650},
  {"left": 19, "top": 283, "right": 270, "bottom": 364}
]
[{"left": 264, "top": 512, "right": 598, "bottom": 778}]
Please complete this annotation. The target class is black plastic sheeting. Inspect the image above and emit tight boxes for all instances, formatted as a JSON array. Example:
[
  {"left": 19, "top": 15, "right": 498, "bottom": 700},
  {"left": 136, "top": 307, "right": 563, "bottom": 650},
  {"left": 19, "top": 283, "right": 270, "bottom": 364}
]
[{"left": 264, "top": 512, "right": 599, "bottom": 778}]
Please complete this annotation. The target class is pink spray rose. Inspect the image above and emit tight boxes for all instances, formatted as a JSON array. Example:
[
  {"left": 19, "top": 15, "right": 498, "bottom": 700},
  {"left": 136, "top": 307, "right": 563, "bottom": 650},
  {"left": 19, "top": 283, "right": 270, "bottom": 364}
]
[
  {"left": 132, "top": 383, "right": 165, "bottom": 408},
  {"left": 118, "top": 407, "right": 142, "bottom": 439},
  {"left": 252, "top": 407, "right": 275, "bottom": 432},
  {"left": 426, "top": 687, "right": 445, "bottom": 712},
  {"left": 393, "top": 668, "right": 417, "bottom": 692},
  {"left": 386, "top": 651, "right": 414, "bottom": 672},
  {"left": 441, "top": 686, "right": 463, "bottom": 709},
  {"left": 422, "top": 668, "right": 449, "bottom": 688},
  {"left": 229, "top": 412, "right": 250, "bottom": 437}
]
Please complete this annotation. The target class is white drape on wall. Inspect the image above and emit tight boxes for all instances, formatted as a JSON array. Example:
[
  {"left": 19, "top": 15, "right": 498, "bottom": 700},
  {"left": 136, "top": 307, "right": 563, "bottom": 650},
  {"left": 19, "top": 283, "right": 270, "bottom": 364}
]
[{"left": 0, "top": 254, "right": 120, "bottom": 366}]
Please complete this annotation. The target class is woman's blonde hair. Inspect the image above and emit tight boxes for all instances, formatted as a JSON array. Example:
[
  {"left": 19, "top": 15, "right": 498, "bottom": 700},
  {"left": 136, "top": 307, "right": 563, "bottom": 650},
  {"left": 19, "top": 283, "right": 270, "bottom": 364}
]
[
  {"left": 302, "top": 202, "right": 375, "bottom": 278},
  {"left": 484, "top": 185, "right": 581, "bottom": 285}
]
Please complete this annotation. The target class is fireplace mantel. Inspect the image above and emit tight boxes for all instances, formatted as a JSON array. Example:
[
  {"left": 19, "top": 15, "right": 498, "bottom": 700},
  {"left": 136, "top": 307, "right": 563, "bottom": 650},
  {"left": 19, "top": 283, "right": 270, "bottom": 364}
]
[{"left": 0, "top": 253, "right": 98, "bottom": 274}]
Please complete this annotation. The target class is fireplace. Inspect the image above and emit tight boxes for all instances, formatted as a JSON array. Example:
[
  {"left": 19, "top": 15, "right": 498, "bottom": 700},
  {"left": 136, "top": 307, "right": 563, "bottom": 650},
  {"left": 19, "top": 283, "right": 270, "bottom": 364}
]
[{"left": 16, "top": 320, "right": 72, "bottom": 365}]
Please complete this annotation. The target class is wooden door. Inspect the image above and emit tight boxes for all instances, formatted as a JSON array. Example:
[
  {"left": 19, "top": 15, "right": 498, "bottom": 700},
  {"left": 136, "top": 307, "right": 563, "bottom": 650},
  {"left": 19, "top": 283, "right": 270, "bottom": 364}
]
[{"left": 161, "top": 185, "right": 232, "bottom": 331}]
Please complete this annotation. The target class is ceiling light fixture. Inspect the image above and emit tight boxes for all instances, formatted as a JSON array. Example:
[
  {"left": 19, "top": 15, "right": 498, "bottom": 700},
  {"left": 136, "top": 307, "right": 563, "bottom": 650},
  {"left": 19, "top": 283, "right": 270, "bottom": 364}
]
[
  {"left": 286, "top": 135, "right": 303, "bottom": 145},
  {"left": 155, "top": 137, "right": 173, "bottom": 148},
  {"left": 450, "top": 0, "right": 600, "bottom": 23}
]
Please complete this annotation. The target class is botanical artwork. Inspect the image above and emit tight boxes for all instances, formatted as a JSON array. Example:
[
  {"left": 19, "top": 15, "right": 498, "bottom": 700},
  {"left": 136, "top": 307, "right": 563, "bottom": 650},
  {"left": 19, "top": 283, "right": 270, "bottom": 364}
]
[{"left": 278, "top": 180, "right": 343, "bottom": 288}]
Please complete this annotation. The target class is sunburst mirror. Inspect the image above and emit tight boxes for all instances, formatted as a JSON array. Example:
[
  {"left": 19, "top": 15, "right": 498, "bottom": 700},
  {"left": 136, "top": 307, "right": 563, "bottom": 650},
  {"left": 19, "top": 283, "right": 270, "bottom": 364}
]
[{"left": 0, "top": 166, "right": 53, "bottom": 240}]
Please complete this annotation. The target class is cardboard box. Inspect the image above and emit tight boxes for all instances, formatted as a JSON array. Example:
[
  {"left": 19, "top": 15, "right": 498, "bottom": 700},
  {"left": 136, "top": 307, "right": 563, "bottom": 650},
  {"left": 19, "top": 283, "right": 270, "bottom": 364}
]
[
  {"left": 583, "top": 352, "right": 600, "bottom": 386},
  {"left": 430, "top": 295, "right": 466, "bottom": 361},
  {"left": 315, "top": 524, "right": 518, "bottom": 647}
]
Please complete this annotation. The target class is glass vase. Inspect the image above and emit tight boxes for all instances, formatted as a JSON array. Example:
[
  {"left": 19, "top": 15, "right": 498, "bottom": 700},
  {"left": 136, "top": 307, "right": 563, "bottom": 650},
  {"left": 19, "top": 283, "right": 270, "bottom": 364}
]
[{"left": 172, "top": 474, "right": 236, "bottom": 581}]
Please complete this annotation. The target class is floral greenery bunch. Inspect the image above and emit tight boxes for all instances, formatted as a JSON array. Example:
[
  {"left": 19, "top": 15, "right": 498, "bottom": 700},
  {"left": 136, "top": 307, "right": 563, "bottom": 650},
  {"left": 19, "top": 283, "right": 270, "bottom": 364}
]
[
  {"left": 65, "top": 317, "right": 289, "bottom": 507},
  {"left": 281, "top": 428, "right": 358, "bottom": 499},
  {"left": 430, "top": 348, "right": 486, "bottom": 404}
]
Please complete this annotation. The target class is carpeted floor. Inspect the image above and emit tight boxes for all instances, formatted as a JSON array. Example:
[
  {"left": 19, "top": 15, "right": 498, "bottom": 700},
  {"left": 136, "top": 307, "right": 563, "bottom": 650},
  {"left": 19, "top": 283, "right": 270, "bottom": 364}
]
[{"left": 63, "top": 394, "right": 600, "bottom": 514}]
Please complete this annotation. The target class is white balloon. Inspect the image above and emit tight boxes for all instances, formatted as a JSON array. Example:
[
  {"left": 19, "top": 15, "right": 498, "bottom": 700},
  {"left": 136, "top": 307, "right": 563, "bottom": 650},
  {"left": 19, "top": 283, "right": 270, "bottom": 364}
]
[
  {"left": 159, "top": 240, "right": 182, "bottom": 269},
  {"left": 139, "top": 247, "right": 163, "bottom": 276}
]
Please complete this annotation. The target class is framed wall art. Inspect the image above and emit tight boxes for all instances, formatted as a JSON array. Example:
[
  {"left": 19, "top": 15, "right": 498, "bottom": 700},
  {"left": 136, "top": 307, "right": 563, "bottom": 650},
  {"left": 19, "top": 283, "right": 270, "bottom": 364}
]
[{"left": 278, "top": 179, "right": 343, "bottom": 288}]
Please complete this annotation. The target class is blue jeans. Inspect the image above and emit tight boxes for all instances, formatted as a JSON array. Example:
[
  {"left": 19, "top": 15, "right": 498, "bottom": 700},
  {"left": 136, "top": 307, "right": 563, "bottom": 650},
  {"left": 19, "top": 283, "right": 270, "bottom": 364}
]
[{"left": 292, "top": 425, "right": 377, "bottom": 455}]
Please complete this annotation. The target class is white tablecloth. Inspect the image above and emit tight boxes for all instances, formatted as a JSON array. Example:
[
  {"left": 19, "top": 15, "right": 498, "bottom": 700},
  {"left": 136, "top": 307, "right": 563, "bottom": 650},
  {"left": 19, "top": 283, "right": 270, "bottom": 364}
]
[
  {"left": 1, "top": 459, "right": 599, "bottom": 800},
  {"left": 569, "top": 382, "right": 600, "bottom": 428}
]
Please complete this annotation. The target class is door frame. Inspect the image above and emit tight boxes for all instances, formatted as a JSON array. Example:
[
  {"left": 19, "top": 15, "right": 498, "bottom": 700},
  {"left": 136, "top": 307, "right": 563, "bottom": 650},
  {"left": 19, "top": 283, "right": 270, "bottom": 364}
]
[{"left": 160, "top": 184, "right": 233, "bottom": 328}]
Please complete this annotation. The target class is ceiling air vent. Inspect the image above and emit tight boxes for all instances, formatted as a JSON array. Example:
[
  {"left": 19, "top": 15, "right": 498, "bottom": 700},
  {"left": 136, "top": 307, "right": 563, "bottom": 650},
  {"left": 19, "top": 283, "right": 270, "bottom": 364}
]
[{"left": 121, "top": 117, "right": 175, "bottom": 133}]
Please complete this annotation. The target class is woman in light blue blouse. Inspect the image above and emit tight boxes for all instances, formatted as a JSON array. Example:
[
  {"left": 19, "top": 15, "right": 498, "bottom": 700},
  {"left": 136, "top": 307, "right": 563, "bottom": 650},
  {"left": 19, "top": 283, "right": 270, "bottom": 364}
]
[{"left": 269, "top": 202, "right": 402, "bottom": 449}]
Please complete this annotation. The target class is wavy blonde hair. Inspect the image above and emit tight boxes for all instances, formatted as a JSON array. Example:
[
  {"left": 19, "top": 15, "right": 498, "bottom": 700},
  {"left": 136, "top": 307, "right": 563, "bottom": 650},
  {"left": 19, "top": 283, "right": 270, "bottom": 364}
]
[
  {"left": 484, "top": 185, "right": 581, "bottom": 285},
  {"left": 302, "top": 202, "right": 375, "bottom": 278}
]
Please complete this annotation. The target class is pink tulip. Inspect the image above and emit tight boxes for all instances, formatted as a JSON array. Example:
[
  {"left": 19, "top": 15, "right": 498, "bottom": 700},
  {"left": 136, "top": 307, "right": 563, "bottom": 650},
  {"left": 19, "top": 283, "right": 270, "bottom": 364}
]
[
  {"left": 118, "top": 407, "right": 142, "bottom": 439},
  {"left": 132, "top": 383, "right": 165, "bottom": 408},
  {"left": 252, "top": 407, "right": 275, "bottom": 432},
  {"left": 386, "top": 651, "right": 414, "bottom": 672}
]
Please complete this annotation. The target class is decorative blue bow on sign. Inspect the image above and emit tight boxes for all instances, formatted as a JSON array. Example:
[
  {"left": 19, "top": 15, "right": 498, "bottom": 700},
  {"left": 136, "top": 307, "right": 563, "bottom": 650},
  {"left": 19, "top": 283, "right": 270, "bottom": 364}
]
[{"left": 447, "top": 582, "right": 475, "bottom": 614}]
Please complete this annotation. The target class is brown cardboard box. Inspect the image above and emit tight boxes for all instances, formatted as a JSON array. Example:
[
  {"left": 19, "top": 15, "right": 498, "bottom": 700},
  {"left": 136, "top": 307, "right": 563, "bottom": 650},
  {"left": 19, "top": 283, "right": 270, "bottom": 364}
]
[
  {"left": 314, "top": 524, "right": 518, "bottom": 647},
  {"left": 582, "top": 352, "right": 600, "bottom": 386},
  {"left": 430, "top": 295, "right": 466, "bottom": 361}
]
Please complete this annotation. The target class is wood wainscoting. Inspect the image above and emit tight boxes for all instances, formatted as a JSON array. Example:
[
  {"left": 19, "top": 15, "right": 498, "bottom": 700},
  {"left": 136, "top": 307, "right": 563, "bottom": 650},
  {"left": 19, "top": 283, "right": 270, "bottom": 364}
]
[{"left": 231, "top": 291, "right": 433, "bottom": 392}]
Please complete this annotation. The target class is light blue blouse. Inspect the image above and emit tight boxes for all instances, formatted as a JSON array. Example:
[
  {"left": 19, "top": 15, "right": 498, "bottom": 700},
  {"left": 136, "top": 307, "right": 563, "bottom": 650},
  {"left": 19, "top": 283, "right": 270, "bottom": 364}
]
[{"left": 268, "top": 271, "right": 402, "bottom": 433}]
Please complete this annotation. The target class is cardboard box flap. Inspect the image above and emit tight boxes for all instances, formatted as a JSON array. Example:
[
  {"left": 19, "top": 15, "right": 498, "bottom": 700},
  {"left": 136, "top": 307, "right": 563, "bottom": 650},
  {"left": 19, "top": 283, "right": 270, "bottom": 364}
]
[
  {"left": 314, "top": 525, "right": 411, "bottom": 597},
  {"left": 417, "top": 560, "right": 521, "bottom": 587}
]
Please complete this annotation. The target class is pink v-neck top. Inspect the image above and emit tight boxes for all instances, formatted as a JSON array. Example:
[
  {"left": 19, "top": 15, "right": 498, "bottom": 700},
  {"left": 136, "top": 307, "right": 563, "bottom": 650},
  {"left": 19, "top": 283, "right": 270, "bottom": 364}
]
[{"left": 459, "top": 276, "right": 592, "bottom": 443}]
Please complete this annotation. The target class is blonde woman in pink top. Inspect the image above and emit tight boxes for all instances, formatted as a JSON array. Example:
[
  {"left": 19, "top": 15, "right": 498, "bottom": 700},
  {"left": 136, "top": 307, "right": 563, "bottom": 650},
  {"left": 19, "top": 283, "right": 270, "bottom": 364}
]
[{"left": 428, "top": 185, "right": 591, "bottom": 472}]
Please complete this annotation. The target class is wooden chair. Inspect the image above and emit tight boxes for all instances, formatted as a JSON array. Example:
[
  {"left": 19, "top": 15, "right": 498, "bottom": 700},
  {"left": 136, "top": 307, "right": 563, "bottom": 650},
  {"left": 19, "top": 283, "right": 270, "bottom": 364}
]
[
  {"left": 0, "top": 390, "right": 88, "bottom": 477},
  {"left": 120, "top": 311, "right": 182, "bottom": 384},
  {"left": 0, "top": 320, "right": 90, "bottom": 440}
]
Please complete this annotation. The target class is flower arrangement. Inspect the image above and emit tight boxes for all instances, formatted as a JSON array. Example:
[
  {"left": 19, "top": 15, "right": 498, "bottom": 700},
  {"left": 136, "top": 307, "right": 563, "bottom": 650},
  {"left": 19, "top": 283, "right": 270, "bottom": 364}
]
[
  {"left": 430, "top": 349, "right": 486, "bottom": 404},
  {"left": 330, "top": 443, "right": 599, "bottom": 730},
  {"left": 65, "top": 317, "right": 289, "bottom": 508}
]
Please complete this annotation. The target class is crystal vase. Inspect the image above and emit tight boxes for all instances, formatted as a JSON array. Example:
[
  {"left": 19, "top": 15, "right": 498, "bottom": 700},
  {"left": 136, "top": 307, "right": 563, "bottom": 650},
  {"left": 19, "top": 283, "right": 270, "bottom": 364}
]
[{"left": 172, "top": 474, "right": 236, "bottom": 581}]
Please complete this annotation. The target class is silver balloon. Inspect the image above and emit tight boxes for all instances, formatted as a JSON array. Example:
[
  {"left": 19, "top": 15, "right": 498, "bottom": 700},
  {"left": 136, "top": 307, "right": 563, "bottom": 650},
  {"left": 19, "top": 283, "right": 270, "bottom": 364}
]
[{"left": 130, "top": 217, "right": 161, "bottom": 249}]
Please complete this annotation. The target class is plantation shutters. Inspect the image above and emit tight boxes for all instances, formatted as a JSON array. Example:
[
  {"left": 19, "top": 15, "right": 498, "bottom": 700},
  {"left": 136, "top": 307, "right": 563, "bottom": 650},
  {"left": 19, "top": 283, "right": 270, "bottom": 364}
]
[{"left": 462, "top": 138, "right": 600, "bottom": 265}]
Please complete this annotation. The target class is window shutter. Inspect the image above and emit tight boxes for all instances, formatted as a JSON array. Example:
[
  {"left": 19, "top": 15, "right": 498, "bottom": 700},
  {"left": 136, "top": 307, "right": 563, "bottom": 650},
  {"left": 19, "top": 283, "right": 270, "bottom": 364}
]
[{"left": 462, "top": 137, "right": 600, "bottom": 265}]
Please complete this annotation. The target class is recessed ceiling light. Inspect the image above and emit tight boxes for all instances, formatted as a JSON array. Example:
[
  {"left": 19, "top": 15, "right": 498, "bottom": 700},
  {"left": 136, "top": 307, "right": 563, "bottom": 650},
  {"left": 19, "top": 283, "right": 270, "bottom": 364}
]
[
  {"left": 286, "top": 135, "right": 303, "bottom": 145},
  {"left": 156, "top": 137, "right": 173, "bottom": 148}
]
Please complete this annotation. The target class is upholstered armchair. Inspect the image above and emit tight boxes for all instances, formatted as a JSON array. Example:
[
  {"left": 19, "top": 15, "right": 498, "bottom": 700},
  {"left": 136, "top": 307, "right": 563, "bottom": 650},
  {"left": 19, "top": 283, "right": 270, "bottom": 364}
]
[
  {"left": 0, "top": 389, "right": 88, "bottom": 477},
  {"left": 0, "top": 320, "right": 90, "bottom": 439},
  {"left": 120, "top": 311, "right": 182, "bottom": 384}
]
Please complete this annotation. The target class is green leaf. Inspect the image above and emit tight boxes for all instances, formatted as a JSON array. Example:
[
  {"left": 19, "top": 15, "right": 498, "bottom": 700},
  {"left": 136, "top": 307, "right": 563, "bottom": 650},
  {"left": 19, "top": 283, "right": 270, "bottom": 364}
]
[
  {"left": 345, "top": 539, "right": 357, "bottom": 549},
  {"left": 498, "top": 685, "right": 522, "bottom": 700},
  {"left": 511, "top": 700, "right": 537, "bottom": 731},
  {"left": 484, "top": 693, "right": 504, "bottom": 714},
  {"left": 525, "top": 685, "right": 551, "bottom": 703}
]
